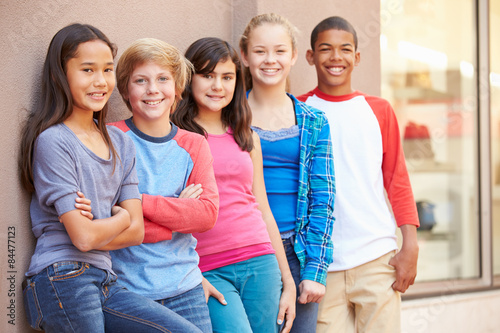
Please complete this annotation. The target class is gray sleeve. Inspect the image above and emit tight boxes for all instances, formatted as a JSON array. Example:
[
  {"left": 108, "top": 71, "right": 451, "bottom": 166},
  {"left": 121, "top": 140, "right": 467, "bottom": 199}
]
[
  {"left": 32, "top": 128, "right": 79, "bottom": 217},
  {"left": 109, "top": 126, "right": 141, "bottom": 203}
]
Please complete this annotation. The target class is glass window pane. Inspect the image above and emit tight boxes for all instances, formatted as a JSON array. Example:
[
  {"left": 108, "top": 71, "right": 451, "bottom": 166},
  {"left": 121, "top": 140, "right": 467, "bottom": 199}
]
[
  {"left": 491, "top": 1, "right": 500, "bottom": 277},
  {"left": 380, "top": 0, "right": 479, "bottom": 282}
]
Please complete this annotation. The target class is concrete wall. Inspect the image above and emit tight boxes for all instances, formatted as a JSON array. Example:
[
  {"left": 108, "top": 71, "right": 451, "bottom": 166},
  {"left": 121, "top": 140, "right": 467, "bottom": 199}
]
[{"left": 0, "top": 1, "right": 379, "bottom": 331}]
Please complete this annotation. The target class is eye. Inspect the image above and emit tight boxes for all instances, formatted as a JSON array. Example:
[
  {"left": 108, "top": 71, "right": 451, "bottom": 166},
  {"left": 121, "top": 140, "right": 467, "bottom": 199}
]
[
  {"left": 135, "top": 78, "right": 146, "bottom": 84},
  {"left": 203, "top": 74, "right": 213, "bottom": 79},
  {"left": 254, "top": 50, "right": 265, "bottom": 54},
  {"left": 104, "top": 68, "right": 114, "bottom": 73},
  {"left": 158, "top": 76, "right": 169, "bottom": 82},
  {"left": 223, "top": 75, "right": 234, "bottom": 81},
  {"left": 319, "top": 48, "right": 331, "bottom": 52},
  {"left": 277, "top": 49, "right": 286, "bottom": 54},
  {"left": 82, "top": 68, "right": 93, "bottom": 73}
]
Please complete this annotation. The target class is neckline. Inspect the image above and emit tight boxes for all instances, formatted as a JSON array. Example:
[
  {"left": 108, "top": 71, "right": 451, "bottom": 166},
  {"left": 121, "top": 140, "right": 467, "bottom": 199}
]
[
  {"left": 125, "top": 117, "right": 178, "bottom": 143},
  {"left": 60, "top": 122, "right": 112, "bottom": 163}
]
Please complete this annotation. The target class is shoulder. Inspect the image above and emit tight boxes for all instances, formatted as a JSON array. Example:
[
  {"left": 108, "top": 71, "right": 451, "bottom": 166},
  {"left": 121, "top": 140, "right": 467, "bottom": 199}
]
[
  {"left": 173, "top": 127, "right": 209, "bottom": 152},
  {"left": 362, "top": 93, "right": 394, "bottom": 111},
  {"left": 289, "top": 93, "right": 329, "bottom": 123},
  {"left": 175, "top": 127, "right": 207, "bottom": 145},
  {"left": 36, "top": 124, "right": 72, "bottom": 151},
  {"left": 168, "top": 127, "right": 214, "bottom": 163},
  {"left": 296, "top": 89, "right": 316, "bottom": 102},
  {"left": 107, "top": 123, "right": 131, "bottom": 142},
  {"left": 107, "top": 119, "right": 131, "bottom": 133},
  {"left": 37, "top": 124, "right": 64, "bottom": 143},
  {"left": 106, "top": 124, "right": 136, "bottom": 156}
]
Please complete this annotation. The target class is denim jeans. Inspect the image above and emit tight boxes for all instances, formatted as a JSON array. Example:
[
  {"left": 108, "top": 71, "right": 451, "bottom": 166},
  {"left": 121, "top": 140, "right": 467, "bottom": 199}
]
[
  {"left": 203, "top": 254, "right": 282, "bottom": 333},
  {"left": 282, "top": 235, "right": 320, "bottom": 333},
  {"left": 157, "top": 283, "right": 212, "bottom": 333},
  {"left": 23, "top": 262, "right": 202, "bottom": 333}
]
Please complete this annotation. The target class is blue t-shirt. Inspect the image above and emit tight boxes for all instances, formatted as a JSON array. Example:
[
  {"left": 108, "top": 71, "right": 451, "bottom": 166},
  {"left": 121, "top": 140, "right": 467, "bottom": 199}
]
[
  {"left": 253, "top": 125, "right": 300, "bottom": 233},
  {"left": 110, "top": 119, "right": 204, "bottom": 300}
]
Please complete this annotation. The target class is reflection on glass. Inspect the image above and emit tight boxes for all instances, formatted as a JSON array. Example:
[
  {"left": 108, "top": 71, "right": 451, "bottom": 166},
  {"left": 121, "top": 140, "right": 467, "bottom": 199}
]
[
  {"left": 491, "top": 1, "right": 500, "bottom": 276},
  {"left": 380, "top": 0, "right": 479, "bottom": 282}
]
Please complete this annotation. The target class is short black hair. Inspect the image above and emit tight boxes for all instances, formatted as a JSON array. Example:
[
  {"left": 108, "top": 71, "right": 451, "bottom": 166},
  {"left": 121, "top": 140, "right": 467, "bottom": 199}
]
[{"left": 310, "top": 16, "right": 358, "bottom": 50}]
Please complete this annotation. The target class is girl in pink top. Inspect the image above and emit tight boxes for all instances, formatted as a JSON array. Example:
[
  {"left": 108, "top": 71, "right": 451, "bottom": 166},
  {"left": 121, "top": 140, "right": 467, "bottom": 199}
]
[{"left": 172, "top": 37, "right": 295, "bottom": 333}]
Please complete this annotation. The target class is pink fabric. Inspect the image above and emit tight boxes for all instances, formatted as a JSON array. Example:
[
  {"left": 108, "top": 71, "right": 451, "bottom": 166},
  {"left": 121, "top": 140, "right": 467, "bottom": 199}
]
[
  {"left": 198, "top": 243, "right": 274, "bottom": 272},
  {"left": 194, "top": 130, "right": 274, "bottom": 271}
]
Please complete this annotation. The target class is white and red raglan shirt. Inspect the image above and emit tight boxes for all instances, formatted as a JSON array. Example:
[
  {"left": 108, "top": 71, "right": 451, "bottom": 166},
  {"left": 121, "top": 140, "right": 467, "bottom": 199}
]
[{"left": 298, "top": 88, "right": 419, "bottom": 271}]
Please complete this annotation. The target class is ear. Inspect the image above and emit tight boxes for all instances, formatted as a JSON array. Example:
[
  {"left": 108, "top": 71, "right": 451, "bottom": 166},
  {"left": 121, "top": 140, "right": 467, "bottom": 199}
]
[
  {"left": 355, "top": 51, "right": 361, "bottom": 66},
  {"left": 305, "top": 49, "right": 315, "bottom": 66},
  {"left": 240, "top": 50, "right": 250, "bottom": 67},
  {"left": 291, "top": 49, "right": 298, "bottom": 66}
]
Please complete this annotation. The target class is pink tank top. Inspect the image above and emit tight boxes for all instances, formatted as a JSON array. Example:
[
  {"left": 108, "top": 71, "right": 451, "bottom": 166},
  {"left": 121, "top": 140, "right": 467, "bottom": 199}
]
[{"left": 194, "top": 130, "right": 274, "bottom": 272}]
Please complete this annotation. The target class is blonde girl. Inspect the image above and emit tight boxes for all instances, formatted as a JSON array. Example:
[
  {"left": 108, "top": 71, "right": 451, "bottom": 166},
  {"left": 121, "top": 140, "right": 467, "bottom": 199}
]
[{"left": 240, "top": 13, "right": 335, "bottom": 333}]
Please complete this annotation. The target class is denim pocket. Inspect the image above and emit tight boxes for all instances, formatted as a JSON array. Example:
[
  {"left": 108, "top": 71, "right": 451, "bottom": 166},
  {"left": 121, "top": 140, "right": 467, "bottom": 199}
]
[
  {"left": 23, "top": 279, "right": 43, "bottom": 331},
  {"left": 48, "top": 261, "right": 88, "bottom": 281}
]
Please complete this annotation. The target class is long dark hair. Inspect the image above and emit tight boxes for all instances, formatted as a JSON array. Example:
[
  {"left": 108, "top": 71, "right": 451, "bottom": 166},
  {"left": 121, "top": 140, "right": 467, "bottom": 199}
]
[
  {"left": 19, "top": 23, "right": 118, "bottom": 192},
  {"left": 172, "top": 37, "right": 253, "bottom": 152}
]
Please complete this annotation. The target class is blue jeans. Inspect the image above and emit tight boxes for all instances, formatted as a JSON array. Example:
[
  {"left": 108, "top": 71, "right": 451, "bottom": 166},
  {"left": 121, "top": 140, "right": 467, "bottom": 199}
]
[
  {"left": 282, "top": 235, "right": 319, "bottom": 333},
  {"left": 23, "top": 262, "right": 202, "bottom": 332},
  {"left": 203, "top": 254, "right": 282, "bottom": 333},
  {"left": 157, "top": 283, "right": 212, "bottom": 333}
]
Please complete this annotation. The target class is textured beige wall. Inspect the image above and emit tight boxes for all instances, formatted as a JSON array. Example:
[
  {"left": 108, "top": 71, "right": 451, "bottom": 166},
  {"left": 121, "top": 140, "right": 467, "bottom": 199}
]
[{"left": 0, "top": 1, "right": 379, "bottom": 331}]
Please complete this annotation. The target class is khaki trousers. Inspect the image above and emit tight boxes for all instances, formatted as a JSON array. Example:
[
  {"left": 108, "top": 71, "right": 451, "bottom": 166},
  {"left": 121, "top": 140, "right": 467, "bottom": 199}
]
[{"left": 317, "top": 251, "right": 401, "bottom": 333}]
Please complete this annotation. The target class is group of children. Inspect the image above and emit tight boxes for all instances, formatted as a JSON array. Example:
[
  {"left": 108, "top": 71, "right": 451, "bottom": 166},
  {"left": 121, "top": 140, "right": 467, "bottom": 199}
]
[{"left": 20, "top": 13, "right": 419, "bottom": 333}]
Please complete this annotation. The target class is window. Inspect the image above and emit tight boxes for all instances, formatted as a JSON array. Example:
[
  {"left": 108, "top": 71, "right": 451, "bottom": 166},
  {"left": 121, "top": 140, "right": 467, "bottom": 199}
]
[{"left": 380, "top": 0, "right": 479, "bottom": 283}]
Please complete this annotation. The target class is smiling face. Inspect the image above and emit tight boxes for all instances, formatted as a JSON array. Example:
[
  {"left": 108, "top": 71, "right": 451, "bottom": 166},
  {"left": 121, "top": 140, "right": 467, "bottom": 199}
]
[
  {"left": 125, "top": 61, "right": 176, "bottom": 125},
  {"left": 65, "top": 40, "right": 115, "bottom": 115},
  {"left": 306, "top": 28, "right": 360, "bottom": 96},
  {"left": 241, "top": 23, "right": 297, "bottom": 88},
  {"left": 191, "top": 59, "right": 236, "bottom": 115}
]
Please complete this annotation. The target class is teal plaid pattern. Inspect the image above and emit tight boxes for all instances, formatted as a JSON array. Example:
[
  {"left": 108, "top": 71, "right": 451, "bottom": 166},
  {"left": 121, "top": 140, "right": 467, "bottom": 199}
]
[{"left": 290, "top": 94, "right": 335, "bottom": 285}]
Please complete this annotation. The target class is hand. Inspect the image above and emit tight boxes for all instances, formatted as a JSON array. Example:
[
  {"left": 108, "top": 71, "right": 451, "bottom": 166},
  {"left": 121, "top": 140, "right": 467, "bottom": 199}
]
[
  {"left": 277, "top": 278, "right": 296, "bottom": 333},
  {"left": 389, "top": 246, "right": 418, "bottom": 293},
  {"left": 75, "top": 191, "right": 93, "bottom": 220},
  {"left": 297, "top": 280, "right": 326, "bottom": 304},
  {"left": 178, "top": 184, "right": 203, "bottom": 199},
  {"left": 201, "top": 277, "right": 226, "bottom": 305}
]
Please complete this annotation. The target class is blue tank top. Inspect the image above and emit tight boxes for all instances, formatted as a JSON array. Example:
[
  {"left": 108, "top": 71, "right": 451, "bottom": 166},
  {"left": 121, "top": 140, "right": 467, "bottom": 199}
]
[{"left": 253, "top": 125, "right": 300, "bottom": 233}]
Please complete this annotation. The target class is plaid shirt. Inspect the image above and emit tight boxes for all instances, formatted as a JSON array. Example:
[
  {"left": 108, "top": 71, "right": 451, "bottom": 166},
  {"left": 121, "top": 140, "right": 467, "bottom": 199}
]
[{"left": 290, "top": 94, "right": 335, "bottom": 285}]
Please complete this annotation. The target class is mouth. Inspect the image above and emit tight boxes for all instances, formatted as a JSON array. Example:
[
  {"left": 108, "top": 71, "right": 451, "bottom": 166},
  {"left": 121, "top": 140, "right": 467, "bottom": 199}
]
[
  {"left": 260, "top": 68, "right": 280, "bottom": 75},
  {"left": 207, "top": 95, "right": 224, "bottom": 101},
  {"left": 143, "top": 99, "right": 164, "bottom": 106},
  {"left": 88, "top": 92, "right": 107, "bottom": 99},
  {"left": 325, "top": 66, "right": 345, "bottom": 75}
]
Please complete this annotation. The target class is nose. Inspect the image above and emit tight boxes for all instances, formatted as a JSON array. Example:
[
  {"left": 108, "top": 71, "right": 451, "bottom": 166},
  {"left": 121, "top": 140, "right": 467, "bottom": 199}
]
[
  {"left": 330, "top": 49, "right": 342, "bottom": 61},
  {"left": 212, "top": 77, "right": 223, "bottom": 91},
  {"left": 264, "top": 52, "right": 276, "bottom": 64},
  {"left": 93, "top": 71, "right": 107, "bottom": 87},
  {"left": 147, "top": 81, "right": 159, "bottom": 94}
]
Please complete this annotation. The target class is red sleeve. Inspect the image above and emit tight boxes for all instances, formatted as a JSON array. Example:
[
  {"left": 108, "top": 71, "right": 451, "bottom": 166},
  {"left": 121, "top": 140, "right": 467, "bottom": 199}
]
[
  {"left": 143, "top": 219, "right": 173, "bottom": 243},
  {"left": 141, "top": 133, "right": 219, "bottom": 242},
  {"left": 366, "top": 96, "right": 420, "bottom": 228},
  {"left": 297, "top": 89, "right": 315, "bottom": 102},
  {"left": 107, "top": 120, "right": 175, "bottom": 242},
  {"left": 107, "top": 120, "right": 130, "bottom": 132}
]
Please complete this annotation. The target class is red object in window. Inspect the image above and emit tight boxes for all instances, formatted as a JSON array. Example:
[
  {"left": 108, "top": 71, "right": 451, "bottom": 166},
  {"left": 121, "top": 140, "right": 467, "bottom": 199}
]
[{"left": 404, "top": 121, "right": 431, "bottom": 139}]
